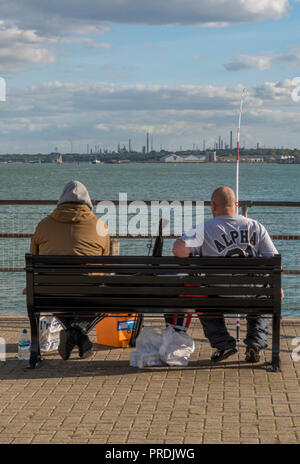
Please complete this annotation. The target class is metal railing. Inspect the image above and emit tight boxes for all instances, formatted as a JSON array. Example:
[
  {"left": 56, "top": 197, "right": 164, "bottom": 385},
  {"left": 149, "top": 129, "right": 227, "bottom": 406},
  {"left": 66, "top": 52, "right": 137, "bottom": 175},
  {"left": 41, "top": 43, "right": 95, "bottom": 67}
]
[
  {"left": 0, "top": 200, "right": 299, "bottom": 314},
  {"left": 0, "top": 199, "right": 299, "bottom": 245}
]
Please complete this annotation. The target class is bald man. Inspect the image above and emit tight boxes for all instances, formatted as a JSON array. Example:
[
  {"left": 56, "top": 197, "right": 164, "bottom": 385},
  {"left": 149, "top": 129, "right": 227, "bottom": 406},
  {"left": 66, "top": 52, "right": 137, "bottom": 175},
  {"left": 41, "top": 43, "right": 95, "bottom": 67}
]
[{"left": 172, "top": 186, "right": 283, "bottom": 364}]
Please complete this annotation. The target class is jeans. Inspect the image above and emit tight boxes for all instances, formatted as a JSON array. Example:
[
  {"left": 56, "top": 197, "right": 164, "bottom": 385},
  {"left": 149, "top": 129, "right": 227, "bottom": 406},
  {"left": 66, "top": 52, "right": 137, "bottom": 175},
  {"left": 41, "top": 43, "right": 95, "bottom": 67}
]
[
  {"left": 199, "top": 314, "right": 270, "bottom": 351},
  {"left": 56, "top": 316, "right": 96, "bottom": 333}
]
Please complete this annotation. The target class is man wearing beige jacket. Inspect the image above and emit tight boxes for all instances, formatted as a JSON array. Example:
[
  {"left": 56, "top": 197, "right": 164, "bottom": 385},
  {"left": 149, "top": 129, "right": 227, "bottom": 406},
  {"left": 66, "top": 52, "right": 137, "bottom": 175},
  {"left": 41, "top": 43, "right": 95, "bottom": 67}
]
[{"left": 30, "top": 180, "right": 110, "bottom": 360}]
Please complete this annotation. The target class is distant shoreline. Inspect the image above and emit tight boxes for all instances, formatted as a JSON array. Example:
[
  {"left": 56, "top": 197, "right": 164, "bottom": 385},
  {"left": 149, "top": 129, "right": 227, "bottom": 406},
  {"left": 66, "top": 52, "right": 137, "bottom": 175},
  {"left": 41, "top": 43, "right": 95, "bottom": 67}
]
[
  {"left": 0, "top": 148, "right": 299, "bottom": 165},
  {"left": 0, "top": 160, "right": 297, "bottom": 164}
]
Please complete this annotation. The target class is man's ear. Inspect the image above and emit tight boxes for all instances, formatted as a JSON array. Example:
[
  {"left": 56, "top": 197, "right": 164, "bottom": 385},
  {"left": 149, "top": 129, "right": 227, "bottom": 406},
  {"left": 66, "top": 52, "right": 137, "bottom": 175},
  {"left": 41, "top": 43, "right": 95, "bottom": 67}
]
[{"left": 211, "top": 200, "right": 216, "bottom": 214}]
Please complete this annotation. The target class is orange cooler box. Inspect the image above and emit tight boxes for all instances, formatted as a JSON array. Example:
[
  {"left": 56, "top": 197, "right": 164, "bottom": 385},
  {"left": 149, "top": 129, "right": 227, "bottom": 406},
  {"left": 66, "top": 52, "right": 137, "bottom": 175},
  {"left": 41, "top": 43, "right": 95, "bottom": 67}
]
[{"left": 96, "top": 314, "right": 138, "bottom": 348}]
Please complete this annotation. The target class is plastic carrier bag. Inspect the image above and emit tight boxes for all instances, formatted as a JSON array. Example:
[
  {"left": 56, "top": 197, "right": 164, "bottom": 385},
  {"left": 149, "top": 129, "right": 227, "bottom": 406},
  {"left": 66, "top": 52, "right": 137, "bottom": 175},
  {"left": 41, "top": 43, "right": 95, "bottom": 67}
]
[
  {"left": 130, "top": 325, "right": 195, "bottom": 367},
  {"left": 130, "top": 326, "right": 165, "bottom": 367},
  {"left": 39, "top": 317, "right": 63, "bottom": 352},
  {"left": 159, "top": 326, "right": 195, "bottom": 366}
]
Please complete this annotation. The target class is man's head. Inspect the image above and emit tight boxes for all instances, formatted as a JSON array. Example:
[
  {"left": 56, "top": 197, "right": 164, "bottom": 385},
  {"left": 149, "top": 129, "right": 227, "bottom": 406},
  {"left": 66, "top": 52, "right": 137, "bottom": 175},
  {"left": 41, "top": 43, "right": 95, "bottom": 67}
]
[
  {"left": 57, "top": 180, "right": 93, "bottom": 210},
  {"left": 211, "top": 186, "right": 236, "bottom": 217}
]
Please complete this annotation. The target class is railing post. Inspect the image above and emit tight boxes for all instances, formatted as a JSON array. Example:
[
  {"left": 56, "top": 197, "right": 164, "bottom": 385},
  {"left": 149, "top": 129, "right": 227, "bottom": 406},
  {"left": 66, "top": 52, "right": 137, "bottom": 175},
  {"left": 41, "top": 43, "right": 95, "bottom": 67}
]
[
  {"left": 241, "top": 205, "right": 248, "bottom": 217},
  {"left": 111, "top": 238, "right": 120, "bottom": 256}
]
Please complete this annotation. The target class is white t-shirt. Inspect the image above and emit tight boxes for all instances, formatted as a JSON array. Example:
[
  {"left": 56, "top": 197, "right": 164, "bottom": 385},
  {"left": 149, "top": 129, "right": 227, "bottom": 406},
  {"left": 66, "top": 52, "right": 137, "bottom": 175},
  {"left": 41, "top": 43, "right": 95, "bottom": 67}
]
[{"left": 181, "top": 215, "right": 278, "bottom": 258}]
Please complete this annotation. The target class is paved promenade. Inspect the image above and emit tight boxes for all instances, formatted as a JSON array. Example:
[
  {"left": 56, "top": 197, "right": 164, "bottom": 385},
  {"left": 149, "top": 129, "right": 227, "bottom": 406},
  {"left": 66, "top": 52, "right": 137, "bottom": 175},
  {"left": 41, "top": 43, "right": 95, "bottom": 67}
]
[{"left": 1, "top": 315, "right": 300, "bottom": 444}]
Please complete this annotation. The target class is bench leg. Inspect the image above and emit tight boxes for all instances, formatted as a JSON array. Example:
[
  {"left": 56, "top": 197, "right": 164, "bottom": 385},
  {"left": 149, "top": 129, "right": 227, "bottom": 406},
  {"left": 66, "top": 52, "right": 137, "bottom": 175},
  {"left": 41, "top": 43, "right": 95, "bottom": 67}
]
[
  {"left": 271, "top": 313, "right": 281, "bottom": 372},
  {"left": 85, "top": 314, "right": 105, "bottom": 333},
  {"left": 27, "top": 314, "right": 42, "bottom": 369}
]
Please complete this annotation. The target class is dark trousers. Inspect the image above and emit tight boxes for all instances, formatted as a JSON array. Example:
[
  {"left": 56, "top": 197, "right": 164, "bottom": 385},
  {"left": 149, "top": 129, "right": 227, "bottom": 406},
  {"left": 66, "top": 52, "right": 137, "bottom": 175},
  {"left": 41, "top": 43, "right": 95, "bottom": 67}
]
[
  {"left": 199, "top": 315, "right": 269, "bottom": 351},
  {"left": 56, "top": 316, "right": 96, "bottom": 333},
  {"left": 165, "top": 314, "right": 270, "bottom": 350}
]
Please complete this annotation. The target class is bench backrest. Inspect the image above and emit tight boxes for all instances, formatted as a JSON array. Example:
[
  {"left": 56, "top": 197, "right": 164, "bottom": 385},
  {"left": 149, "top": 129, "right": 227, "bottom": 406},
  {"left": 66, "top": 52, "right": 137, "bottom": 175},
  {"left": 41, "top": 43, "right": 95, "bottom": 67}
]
[{"left": 25, "top": 254, "right": 282, "bottom": 317}]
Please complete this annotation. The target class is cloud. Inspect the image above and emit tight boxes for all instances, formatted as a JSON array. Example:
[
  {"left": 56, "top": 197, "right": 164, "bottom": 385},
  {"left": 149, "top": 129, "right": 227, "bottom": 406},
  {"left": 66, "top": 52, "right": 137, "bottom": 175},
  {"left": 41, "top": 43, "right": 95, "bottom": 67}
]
[
  {"left": 57, "top": 37, "right": 112, "bottom": 50},
  {"left": 0, "top": 79, "right": 299, "bottom": 152},
  {"left": 200, "top": 22, "right": 229, "bottom": 28},
  {"left": 23, "top": 81, "right": 258, "bottom": 113},
  {"left": 252, "top": 80, "right": 294, "bottom": 102},
  {"left": 0, "top": 0, "right": 290, "bottom": 34},
  {"left": 0, "top": 22, "right": 56, "bottom": 72},
  {"left": 0, "top": 0, "right": 291, "bottom": 74},
  {"left": 0, "top": 20, "right": 112, "bottom": 73},
  {"left": 3, "top": 80, "right": 296, "bottom": 122},
  {"left": 225, "top": 54, "right": 273, "bottom": 71},
  {"left": 225, "top": 48, "right": 300, "bottom": 71}
]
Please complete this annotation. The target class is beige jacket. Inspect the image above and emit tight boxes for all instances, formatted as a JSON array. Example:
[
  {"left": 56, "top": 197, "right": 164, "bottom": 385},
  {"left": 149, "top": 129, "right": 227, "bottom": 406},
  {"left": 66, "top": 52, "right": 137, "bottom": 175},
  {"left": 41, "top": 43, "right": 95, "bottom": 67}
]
[{"left": 30, "top": 203, "right": 110, "bottom": 256}]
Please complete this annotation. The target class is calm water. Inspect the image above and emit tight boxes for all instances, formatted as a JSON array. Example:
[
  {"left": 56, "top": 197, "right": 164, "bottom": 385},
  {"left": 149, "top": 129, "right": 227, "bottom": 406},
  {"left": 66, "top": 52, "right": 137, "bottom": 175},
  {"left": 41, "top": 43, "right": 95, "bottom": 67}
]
[{"left": 0, "top": 162, "right": 299, "bottom": 315}]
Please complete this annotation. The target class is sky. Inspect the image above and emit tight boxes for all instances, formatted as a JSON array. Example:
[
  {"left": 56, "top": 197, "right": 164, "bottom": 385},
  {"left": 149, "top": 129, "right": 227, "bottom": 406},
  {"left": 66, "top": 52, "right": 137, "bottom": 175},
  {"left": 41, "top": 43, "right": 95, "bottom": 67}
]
[{"left": 1, "top": 0, "right": 300, "bottom": 153}]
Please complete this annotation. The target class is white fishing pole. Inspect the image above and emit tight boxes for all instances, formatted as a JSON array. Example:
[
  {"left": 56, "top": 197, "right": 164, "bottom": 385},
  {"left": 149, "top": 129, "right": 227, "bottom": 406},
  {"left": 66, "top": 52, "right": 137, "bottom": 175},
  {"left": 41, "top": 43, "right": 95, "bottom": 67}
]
[
  {"left": 236, "top": 87, "right": 247, "bottom": 342},
  {"left": 236, "top": 87, "right": 246, "bottom": 215}
]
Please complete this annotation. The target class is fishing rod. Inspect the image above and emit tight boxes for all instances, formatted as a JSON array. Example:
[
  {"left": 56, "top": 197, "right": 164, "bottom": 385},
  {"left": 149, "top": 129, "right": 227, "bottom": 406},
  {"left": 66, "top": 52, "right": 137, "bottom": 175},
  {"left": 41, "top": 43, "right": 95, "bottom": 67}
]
[
  {"left": 235, "top": 87, "right": 247, "bottom": 342},
  {"left": 236, "top": 87, "right": 247, "bottom": 216},
  {"left": 133, "top": 218, "right": 168, "bottom": 346}
]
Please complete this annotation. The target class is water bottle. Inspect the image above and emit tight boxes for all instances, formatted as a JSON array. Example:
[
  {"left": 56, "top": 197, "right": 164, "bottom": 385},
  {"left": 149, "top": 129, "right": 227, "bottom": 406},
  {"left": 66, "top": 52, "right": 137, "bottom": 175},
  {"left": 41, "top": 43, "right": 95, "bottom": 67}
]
[{"left": 18, "top": 329, "right": 31, "bottom": 360}]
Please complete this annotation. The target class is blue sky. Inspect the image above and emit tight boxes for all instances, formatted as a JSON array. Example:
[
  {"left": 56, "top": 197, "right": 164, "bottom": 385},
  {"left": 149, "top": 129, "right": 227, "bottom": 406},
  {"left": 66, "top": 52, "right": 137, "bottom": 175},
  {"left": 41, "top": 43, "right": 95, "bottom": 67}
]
[{"left": 1, "top": 0, "right": 300, "bottom": 153}]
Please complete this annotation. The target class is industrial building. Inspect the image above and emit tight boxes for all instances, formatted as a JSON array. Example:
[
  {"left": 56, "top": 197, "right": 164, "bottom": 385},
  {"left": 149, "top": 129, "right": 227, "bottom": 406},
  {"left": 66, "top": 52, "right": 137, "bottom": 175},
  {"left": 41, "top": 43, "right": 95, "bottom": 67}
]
[{"left": 160, "top": 154, "right": 206, "bottom": 163}]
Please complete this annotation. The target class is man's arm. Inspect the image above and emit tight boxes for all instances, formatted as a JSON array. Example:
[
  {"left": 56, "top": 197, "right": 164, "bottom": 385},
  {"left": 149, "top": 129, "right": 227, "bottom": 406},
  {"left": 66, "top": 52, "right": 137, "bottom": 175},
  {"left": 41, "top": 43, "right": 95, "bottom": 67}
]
[
  {"left": 172, "top": 238, "right": 191, "bottom": 258},
  {"left": 258, "top": 223, "right": 284, "bottom": 300},
  {"left": 29, "top": 229, "right": 39, "bottom": 255}
]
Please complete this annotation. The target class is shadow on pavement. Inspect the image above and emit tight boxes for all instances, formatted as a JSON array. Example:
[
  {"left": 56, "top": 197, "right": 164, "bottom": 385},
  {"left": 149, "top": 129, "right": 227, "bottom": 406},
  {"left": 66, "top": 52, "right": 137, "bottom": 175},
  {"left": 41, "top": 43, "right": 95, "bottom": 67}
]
[{"left": 0, "top": 353, "right": 274, "bottom": 381}]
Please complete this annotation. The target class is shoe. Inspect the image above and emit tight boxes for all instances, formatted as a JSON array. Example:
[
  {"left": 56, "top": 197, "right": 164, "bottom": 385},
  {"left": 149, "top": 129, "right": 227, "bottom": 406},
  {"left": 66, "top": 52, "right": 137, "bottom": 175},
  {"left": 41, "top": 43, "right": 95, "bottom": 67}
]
[
  {"left": 76, "top": 330, "right": 93, "bottom": 358},
  {"left": 211, "top": 348, "right": 237, "bottom": 362},
  {"left": 80, "top": 348, "right": 93, "bottom": 359},
  {"left": 245, "top": 346, "right": 260, "bottom": 363},
  {"left": 58, "top": 328, "right": 78, "bottom": 360}
]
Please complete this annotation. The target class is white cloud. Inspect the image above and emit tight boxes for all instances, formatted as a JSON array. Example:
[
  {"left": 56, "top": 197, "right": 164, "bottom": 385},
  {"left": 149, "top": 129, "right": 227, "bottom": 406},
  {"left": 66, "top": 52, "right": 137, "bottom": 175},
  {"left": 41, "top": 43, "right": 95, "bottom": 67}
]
[
  {"left": 225, "top": 48, "right": 300, "bottom": 71},
  {"left": 0, "top": 79, "right": 299, "bottom": 152},
  {"left": 0, "top": 0, "right": 291, "bottom": 74},
  {"left": 57, "top": 37, "right": 112, "bottom": 50},
  {"left": 4, "top": 80, "right": 295, "bottom": 119},
  {"left": 0, "top": 0, "right": 290, "bottom": 33},
  {"left": 200, "top": 22, "right": 229, "bottom": 28},
  {"left": 225, "top": 54, "right": 273, "bottom": 71},
  {"left": 0, "top": 22, "right": 56, "bottom": 72},
  {"left": 0, "top": 20, "right": 112, "bottom": 73},
  {"left": 252, "top": 80, "right": 294, "bottom": 102},
  {"left": 95, "top": 123, "right": 109, "bottom": 131}
]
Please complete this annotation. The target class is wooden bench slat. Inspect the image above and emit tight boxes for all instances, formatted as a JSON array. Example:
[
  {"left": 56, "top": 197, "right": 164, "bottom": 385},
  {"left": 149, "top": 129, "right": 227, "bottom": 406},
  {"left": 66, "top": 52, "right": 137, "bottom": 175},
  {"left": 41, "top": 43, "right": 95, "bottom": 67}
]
[
  {"left": 34, "top": 295, "right": 273, "bottom": 307},
  {"left": 34, "top": 285, "right": 274, "bottom": 296},
  {"left": 33, "top": 307, "right": 274, "bottom": 315},
  {"left": 34, "top": 274, "right": 274, "bottom": 285},
  {"left": 33, "top": 267, "right": 277, "bottom": 274},
  {"left": 30, "top": 254, "right": 281, "bottom": 266},
  {"left": 32, "top": 266, "right": 279, "bottom": 274}
]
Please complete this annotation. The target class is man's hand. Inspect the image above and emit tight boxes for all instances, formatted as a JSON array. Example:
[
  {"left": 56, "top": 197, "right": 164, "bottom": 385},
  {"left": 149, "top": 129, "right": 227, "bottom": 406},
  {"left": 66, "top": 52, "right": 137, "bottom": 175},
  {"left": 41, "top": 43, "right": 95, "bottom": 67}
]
[
  {"left": 172, "top": 239, "right": 191, "bottom": 258},
  {"left": 281, "top": 288, "right": 284, "bottom": 300}
]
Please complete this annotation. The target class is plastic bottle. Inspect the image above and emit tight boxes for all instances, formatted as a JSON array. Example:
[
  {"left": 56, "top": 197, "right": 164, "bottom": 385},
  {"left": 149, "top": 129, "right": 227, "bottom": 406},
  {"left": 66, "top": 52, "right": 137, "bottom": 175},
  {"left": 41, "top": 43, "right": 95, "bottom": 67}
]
[{"left": 18, "top": 329, "right": 31, "bottom": 360}]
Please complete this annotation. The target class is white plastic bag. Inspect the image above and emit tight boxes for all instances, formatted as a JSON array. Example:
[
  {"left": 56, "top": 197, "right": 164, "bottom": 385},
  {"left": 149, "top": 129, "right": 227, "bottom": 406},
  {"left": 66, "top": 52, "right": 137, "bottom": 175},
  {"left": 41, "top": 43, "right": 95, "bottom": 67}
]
[
  {"left": 130, "top": 325, "right": 195, "bottom": 368},
  {"left": 39, "top": 317, "right": 63, "bottom": 352},
  {"left": 159, "top": 326, "right": 195, "bottom": 366},
  {"left": 130, "top": 326, "right": 165, "bottom": 367}
]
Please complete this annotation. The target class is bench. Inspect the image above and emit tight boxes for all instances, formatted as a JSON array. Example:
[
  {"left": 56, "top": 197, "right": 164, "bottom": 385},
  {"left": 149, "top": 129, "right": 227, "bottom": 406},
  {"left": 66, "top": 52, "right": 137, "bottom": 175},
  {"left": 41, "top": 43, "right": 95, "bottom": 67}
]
[{"left": 25, "top": 253, "right": 282, "bottom": 371}]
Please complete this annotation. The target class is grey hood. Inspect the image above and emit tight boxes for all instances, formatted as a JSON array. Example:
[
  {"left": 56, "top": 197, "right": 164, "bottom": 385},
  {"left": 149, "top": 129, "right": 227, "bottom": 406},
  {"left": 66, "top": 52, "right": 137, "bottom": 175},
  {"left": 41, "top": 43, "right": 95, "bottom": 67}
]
[{"left": 57, "top": 180, "right": 93, "bottom": 210}]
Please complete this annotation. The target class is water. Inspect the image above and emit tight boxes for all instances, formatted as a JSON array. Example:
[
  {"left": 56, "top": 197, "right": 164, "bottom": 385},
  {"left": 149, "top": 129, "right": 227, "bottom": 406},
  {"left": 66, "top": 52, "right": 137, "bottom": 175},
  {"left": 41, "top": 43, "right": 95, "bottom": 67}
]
[{"left": 0, "top": 162, "right": 299, "bottom": 316}]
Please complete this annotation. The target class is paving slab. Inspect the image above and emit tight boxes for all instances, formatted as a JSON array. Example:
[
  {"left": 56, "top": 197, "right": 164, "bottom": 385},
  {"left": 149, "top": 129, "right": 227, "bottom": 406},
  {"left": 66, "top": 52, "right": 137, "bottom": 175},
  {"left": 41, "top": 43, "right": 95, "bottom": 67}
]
[{"left": 0, "top": 315, "right": 300, "bottom": 444}]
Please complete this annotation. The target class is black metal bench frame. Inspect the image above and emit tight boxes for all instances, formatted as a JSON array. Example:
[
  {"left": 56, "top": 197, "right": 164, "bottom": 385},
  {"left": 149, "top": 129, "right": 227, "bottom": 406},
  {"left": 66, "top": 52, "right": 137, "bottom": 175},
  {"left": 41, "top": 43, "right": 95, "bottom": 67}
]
[{"left": 25, "top": 254, "right": 282, "bottom": 371}]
